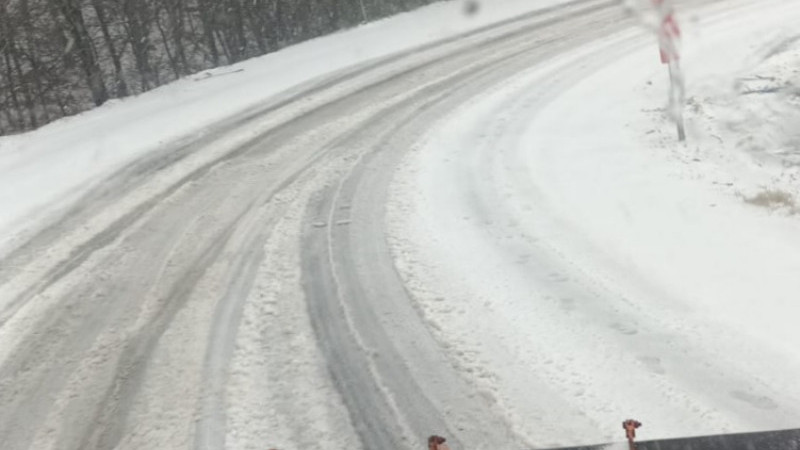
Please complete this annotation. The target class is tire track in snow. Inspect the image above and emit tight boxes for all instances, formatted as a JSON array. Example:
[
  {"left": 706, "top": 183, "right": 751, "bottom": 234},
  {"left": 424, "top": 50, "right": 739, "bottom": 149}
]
[
  {"left": 299, "top": 4, "right": 662, "bottom": 449},
  {"left": 385, "top": 0, "right": 800, "bottom": 446},
  {"left": 0, "top": 1, "right": 663, "bottom": 449}
]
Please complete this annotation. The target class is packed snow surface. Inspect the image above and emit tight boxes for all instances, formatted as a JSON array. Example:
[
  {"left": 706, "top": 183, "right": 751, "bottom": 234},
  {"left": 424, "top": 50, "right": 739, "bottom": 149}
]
[
  {"left": 387, "top": 0, "right": 800, "bottom": 445},
  {"left": 2, "top": 0, "right": 800, "bottom": 448},
  {"left": 0, "top": 0, "right": 569, "bottom": 256}
]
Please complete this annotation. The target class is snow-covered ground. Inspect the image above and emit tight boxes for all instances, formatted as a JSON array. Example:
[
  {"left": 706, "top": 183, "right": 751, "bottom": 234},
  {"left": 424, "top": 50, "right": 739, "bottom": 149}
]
[
  {"left": 680, "top": 28, "right": 800, "bottom": 208},
  {"left": 0, "top": 2, "right": 608, "bottom": 449},
  {"left": 387, "top": 0, "right": 800, "bottom": 446},
  {"left": 0, "top": 0, "right": 569, "bottom": 257},
  {"left": 3, "top": 0, "right": 800, "bottom": 448}
]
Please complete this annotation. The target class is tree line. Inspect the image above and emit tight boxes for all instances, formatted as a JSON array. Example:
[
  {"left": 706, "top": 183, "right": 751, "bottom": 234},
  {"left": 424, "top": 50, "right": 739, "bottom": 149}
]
[{"left": 0, "top": 0, "right": 436, "bottom": 135}]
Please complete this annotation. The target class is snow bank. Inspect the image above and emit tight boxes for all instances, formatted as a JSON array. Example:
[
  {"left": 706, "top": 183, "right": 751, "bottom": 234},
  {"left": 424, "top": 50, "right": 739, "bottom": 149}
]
[{"left": 680, "top": 35, "right": 800, "bottom": 208}]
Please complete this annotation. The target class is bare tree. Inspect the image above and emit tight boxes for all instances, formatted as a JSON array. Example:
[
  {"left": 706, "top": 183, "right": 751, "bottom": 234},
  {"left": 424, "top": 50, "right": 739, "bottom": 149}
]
[
  {"left": 0, "top": 0, "right": 440, "bottom": 135},
  {"left": 53, "top": 0, "right": 110, "bottom": 106},
  {"left": 91, "top": 0, "right": 129, "bottom": 96}
]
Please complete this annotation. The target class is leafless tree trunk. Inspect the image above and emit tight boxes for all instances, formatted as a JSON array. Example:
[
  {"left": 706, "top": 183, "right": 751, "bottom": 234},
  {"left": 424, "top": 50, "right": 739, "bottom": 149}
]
[
  {"left": 1, "top": 0, "right": 441, "bottom": 135},
  {"left": 197, "top": 0, "right": 220, "bottom": 65},
  {"left": 91, "top": 0, "right": 129, "bottom": 96},
  {"left": 2, "top": 48, "right": 25, "bottom": 130},
  {"left": 54, "top": 0, "right": 109, "bottom": 106}
]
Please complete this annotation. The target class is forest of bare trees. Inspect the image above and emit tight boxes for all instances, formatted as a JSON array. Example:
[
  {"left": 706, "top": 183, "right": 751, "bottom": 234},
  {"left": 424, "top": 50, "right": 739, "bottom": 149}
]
[{"left": 0, "top": 0, "right": 435, "bottom": 135}]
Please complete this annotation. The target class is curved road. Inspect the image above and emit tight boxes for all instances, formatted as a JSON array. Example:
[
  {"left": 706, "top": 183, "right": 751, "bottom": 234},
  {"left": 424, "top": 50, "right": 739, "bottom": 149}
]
[{"left": 5, "top": 0, "right": 794, "bottom": 449}]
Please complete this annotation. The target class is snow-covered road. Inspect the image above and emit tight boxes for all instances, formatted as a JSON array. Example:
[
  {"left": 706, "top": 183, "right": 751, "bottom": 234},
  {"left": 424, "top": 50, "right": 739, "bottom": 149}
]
[
  {"left": 2, "top": 0, "right": 800, "bottom": 449},
  {"left": 388, "top": 0, "right": 800, "bottom": 446}
]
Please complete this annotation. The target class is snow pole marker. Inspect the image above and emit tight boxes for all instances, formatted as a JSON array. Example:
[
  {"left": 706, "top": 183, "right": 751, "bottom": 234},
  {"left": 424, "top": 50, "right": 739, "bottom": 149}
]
[
  {"left": 428, "top": 435, "right": 451, "bottom": 450},
  {"left": 623, "top": 419, "right": 643, "bottom": 450},
  {"left": 653, "top": 0, "right": 686, "bottom": 141}
]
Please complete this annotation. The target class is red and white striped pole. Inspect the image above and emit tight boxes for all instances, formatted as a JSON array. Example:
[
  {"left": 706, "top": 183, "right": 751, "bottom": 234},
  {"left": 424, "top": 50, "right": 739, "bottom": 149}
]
[
  {"left": 623, "top": 419, "right": 642, "bottom": 450},
  {"left": 653, "top": 0, "right": 686, "bottom": 141}
]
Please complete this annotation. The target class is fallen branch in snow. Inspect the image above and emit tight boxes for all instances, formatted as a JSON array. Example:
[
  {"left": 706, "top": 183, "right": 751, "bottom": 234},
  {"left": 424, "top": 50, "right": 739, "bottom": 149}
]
[
  {"left": 740, "top": 87, "right": 784, "bottom": 95},
  {"left": 192, "top": 68, "right": 246, "bottom": 82}
]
